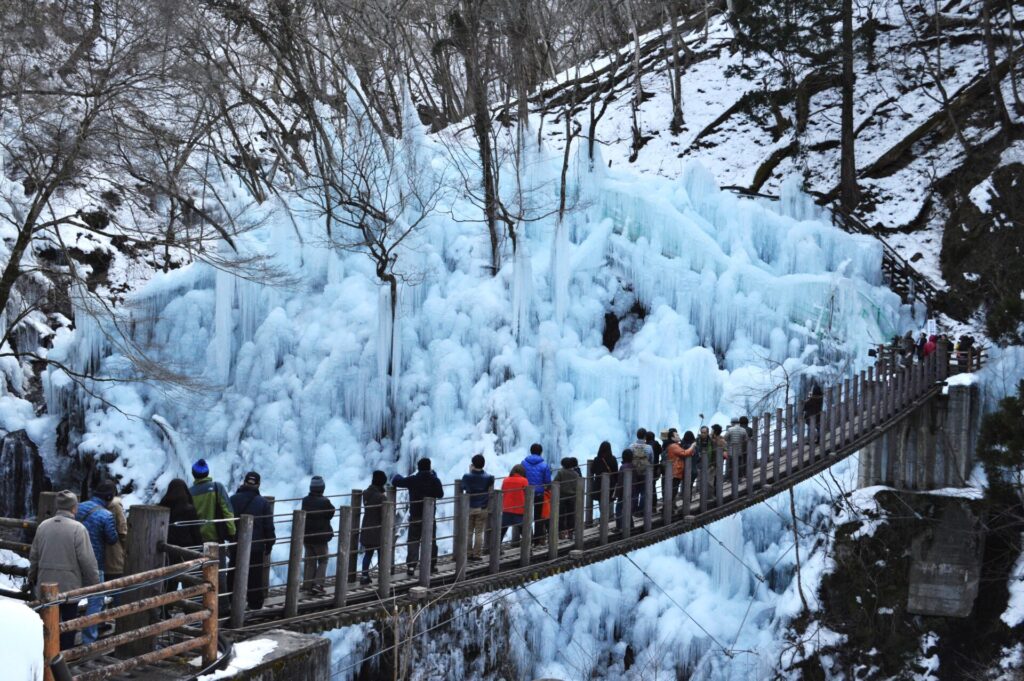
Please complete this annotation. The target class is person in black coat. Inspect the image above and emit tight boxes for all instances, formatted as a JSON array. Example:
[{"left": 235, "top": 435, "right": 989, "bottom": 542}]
[
  {"left": 589, "top": 441, "right": 619, "bottom": 526},
  {"left": 301, "top": 476, "right": 336, "bottom": 595},
  {"left": 392, "top": 458, "right": 445, "bottom": 576},
  {"left": 229, "top": 471, "right": 276, "bottom": 610},
  {"left": 803, "top": 384, "right": 824, "bottom": 442},
  {"left": 159, "top": 479, "right": 204, "bottom": 597},
  {"left": 359, "top": 471, "right": 387, "bottom": 584}
]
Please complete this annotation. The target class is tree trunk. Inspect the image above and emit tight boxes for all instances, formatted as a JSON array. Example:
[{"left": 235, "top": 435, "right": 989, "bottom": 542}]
[
  {"left": 669, "top": 5, "right": 685, "bottom": 134},
  {"left": 982, "top": 0, "right": 1012, "bottom": 133},
  {"left": 840, "top": 0, "right": 859, "bottom": 211}
]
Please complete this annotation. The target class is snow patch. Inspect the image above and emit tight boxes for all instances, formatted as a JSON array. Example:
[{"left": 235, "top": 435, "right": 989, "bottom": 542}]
[{"left": 0, "top": 597, "right": 44, "bottom": 681}]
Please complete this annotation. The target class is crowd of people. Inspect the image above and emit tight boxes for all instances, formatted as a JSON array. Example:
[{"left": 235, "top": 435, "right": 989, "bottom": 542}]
[
  {"left": 886, "top": 329, "right": 977, "bottom": 370},
  {"left": 26, "top": 422, "right": 763, "bottom": 649}
]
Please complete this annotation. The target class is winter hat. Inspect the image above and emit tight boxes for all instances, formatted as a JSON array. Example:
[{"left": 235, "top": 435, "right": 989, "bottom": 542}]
[
  {"left": 309, "top": 476, "right": 326, "bottom": 494},
  {"left": 56, "top": 490, "right": 78, "bottom": 511},
  {"left": 730, "top": 417, "right": 740, "bottom": 425},
  {"left": 95, "top": 480, "right": 117, "bottom": 502},
  {"left": 471, "top": 454, "right": 485, "bottom": 470},
  {"left": 371, "top": 470, "right": 388, "bottom": 487},
  {"left": 416, "top": 458, "right": 432, "bottom": 472},
  {"left": 192, "top": 459, "right": 209, "bottom": 478},
  {"left": 243, "top": 471, "right": 261, "bottom": 487}
]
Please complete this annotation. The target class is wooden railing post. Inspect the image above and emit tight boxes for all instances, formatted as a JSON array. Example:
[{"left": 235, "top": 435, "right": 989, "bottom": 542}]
[
  {"left": 37, "top": 491, "right": 58, "bottom": 524},
  {"left": 621, "top": 467, "right": 633, "bottom": 539},
  {"left": 120, "top": 504, "right": 169, "bottom": 657},
  {"left": 418, "top": 498, "right": 435, "bottom": 587},
  {"left": 747, "top": 416, "right": 758, "bottom": 495},
  {"left": 760, "top": 412, "right": 770, "bottom": 486},
  {"left": 822, "top": 388, "right": 833, "bottom": 454},
  {"left": 661, "top": 459, "right": 673, "bottom": 525},
  {"left": 584, "top": 459, "right": 595, "bottom": 527},
  {"left": 714, "top": 443, "right": 724, "bottom": 508},
  {"left": 774, "top": 408, "right": 783, "bottom": 479},
  {"left": 348, "top": 491, "right": 361, "bottom": 584},
  {"left": 599, "top": 473, "right": 610, "bottom": 545},
  {"left": 796, "top": 406, "right": 806, "bottom": 472},
  {"left": 261, "top": 496, "right": 275, "bottom": 594},
  {"left": 548, "top": 481, "right": 560, "bottom": 560},
  {"left": 699, "top": 445, "right": 709, "bottom": 513},
  {"left": 730, "top": 432, "right": 740, "bottom": 498},
  {"left": 785, "top": 402, "right": 795, "bottom": 475},
  {"left": 284, "top": 509, "right": 305, "bottom": 618},
  {"left": 682, "top": 456, "right": 693, "bottom": 513},
  {"left": 520, "top": 488, "right": 534, "bottom": 566},
  {"left": 229, "top": 514, "right": 253, "bottom": 629},
  {"left": 643, "top": 466, "right": 654, "bottom": 532},
  {"left": 574, "top": 478, "right": 585, "bottom": 551},
  {"left": 201, "top": 542, "right": 219, "bottom": 667},
  {"left": 334, "top": 506, "right": 352, "bottom": 608},
  {"left": 489, "top": 490, "right": 503, "bottom": 574},
  {"left": 41, "top": 582, "right": 60, "bottom": 681},
  {"left": 453, "top": 484, "right": 467, "bottom": 580},
  {"left": 378, "top": 501, "right": 394, "bottom": 599}
]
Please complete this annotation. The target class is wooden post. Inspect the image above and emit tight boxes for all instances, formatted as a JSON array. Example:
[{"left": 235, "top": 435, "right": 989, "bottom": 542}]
[
  {"left": 774, "top": 408, "right": 783, "bottom": 480},
  {"left": 599, "top": 473, "right": 610, "bottom": 545},
  {"left": 699, "top": 444, "right": 709, "bottom": 513},
  {"left": 348, "top": 491, "right": 360, "bottom": 584},
  {"left": 453, "top": 484, "right": 467, "bottom": 581},
  {"left": 854, "top": 371, "right": 864, "bottom": 437},
  {"left": 261, "top": 496, "right": 275, "bottom": 593},
  {"left": 284, "top": 509, "right": 305, "bottom": 618},
  {"left": 418, "top": 498, "right": 434, "bottom": 587},
  {"left": 842, "top": 379, "right": 851, "bottom": 444},
  {"left": 548, "top": 481, "right": 560, "bottom": 561},
  {"left": 37, "top": 491, "right": 58, "bottom": 524},
  {"left": 489, "top": 490, "right": 503, "bottom": 575},
  {"left": 747, "top": 416, "right": 758, "bottom": 496},
  {"left": 643, "top": 466, "right": 654, "bottom": 532},
  {"left": 714, "top": 443, "right": 724, "bottom": 507},
  {"left": 730, "top": 435, "right": 740, "bottom": 500},
  {"left": 621, "top": 467, "right": 633, "bottom": 539},
  {"left": 201, "top": 543, "right": 219, "bottom": 667},
  {"left": 760, "top": 412, "right": 770, "bottom": 485},
  {"left": 574, "top": 478, "right": 585, "bottom": 551},
  {"left": 520, "top": 487, "right": 534, "bottom": 567},
  {"left": 229, "top": 514, "right": 253, "bottom": 629},
  {"left": 483, "top": 480, "right": 494, "bottom": 560},
  {"left": 378, "top": 500, "right": 394, "bottom": 599},
  {"left": 661, "top": 459, "right": 673, "bottom": 525},
  {"left": 785, "top": 402, "right": 794, "bottom": 475},
  {"left": 682, "top": 456, "right": 693, "bottom": 514},
  {"left": 822, "top": 387, "right": 833, "bottom": 454},
  {"left": 120, "top": 504, "right": 169, "bottom": 656},
  {"left": 41, "top": 582, "right": 60, "bottom": 681},
  {"left": 796, "top": 407, "right": 806, "bottom": 473},
  {"left": 585, "top": 459, "right": 595, "bottom": 527},
  {"left": 334, "top": 506, "right": 352, "bottom": 608}
]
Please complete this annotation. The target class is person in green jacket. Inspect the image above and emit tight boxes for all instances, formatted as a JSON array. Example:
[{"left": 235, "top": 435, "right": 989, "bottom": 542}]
[{"left": 188, "top": 459, "right": 236, "bottom": 543}]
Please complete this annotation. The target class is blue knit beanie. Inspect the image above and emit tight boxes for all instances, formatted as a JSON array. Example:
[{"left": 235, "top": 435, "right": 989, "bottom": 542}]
[{"left": 192, "top": 459, "right": 209, "bottom": 478}]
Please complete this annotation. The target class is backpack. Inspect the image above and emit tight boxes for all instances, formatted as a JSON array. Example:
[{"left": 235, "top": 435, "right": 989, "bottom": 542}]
[{"left": 630, "top": 442, "right": 650, "bottom": 476}]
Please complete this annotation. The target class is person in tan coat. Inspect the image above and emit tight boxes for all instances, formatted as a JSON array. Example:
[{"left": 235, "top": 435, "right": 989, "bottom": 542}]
[{"left": 29, "top": 490, "right": 100, "bottom": 649}]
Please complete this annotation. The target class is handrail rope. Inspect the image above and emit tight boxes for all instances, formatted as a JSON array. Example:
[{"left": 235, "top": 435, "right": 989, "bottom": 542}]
[{"left": 31, "top": 561, "right": 210, "bottom": 611}]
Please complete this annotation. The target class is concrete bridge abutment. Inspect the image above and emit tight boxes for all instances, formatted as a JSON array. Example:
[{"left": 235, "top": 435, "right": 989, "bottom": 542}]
[{"left": 858, "top": 381, "right": 981, "bottom": 490}]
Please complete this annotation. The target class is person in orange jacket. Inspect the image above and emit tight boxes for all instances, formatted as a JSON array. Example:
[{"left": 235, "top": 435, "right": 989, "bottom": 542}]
[
  {"left": 666, "top": 430, "right": 696, "bottom": 505},
  {"left": 499, "top": 464, "right": 529, "bottom": 544}
]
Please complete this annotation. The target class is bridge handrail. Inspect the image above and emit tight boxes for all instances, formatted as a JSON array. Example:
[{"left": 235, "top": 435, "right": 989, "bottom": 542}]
[{"left": 34, "top": 543, "right": 220, "bottom": 681}]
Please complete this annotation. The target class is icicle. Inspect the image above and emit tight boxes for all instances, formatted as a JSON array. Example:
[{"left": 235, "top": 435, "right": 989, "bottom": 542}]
[
  {"left": 550, "top": 221, "right": 570, "bottom": 328},
  {"left": 511, "top": 245, "right": 533, "bottom": 341},
  {"left": 213, "top": 266, "right": 235, "bottom": 384}
]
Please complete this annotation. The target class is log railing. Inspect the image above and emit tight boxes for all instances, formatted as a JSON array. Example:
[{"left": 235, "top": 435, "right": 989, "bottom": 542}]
[{"left": 33, "top": 543, "right": 219, "bottom": 681}]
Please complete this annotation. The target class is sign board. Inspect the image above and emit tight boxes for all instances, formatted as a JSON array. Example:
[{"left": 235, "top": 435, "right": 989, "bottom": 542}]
[{"left": 926, "top": 319, "right": 937, "bottom": 336}]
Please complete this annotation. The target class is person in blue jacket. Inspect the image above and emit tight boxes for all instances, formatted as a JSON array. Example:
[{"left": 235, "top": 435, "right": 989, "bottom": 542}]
[
  {"left": 392, "top": 458, "right": 444, "bottom": 576},
  {"left": 521, "top": 443, "right": 552, "bottom": 544},
  {"left": 460, "top": 455, "right": 495, "bottom": 560},
  {"left": 76, "top": 480, "right": 119, "bottom": 644}
]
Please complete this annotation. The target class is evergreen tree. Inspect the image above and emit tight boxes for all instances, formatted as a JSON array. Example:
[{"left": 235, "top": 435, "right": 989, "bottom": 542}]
[{"left": 977, "top": 380, "right": 1024, "bottom": 506}]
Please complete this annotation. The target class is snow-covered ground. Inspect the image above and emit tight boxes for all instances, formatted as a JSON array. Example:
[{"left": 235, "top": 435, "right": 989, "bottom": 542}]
[{"left": 0, "top": 597, "right": 43, "bottom": 681}]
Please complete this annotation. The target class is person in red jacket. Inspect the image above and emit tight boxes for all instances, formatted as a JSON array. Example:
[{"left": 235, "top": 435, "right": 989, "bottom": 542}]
[{"left": 499, "top": 464, "right": 529, "bottom": 544}]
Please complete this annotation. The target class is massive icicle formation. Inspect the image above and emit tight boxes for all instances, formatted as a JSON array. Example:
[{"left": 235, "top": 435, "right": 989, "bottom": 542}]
[{"left": 42, "top": 137, "right": 907, "bottom": 503}]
